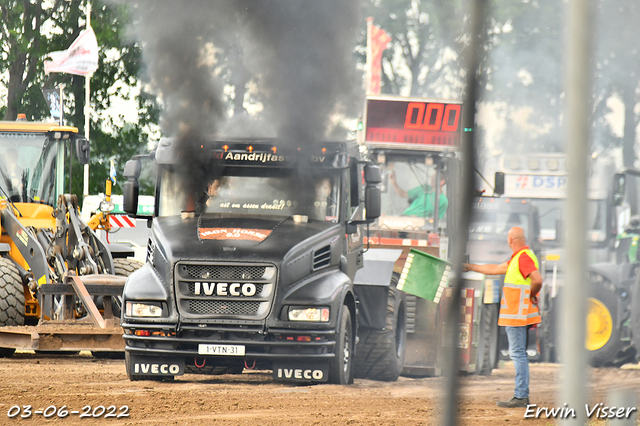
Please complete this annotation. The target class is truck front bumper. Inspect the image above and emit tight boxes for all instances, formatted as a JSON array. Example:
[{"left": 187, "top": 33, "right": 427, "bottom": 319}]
[{"left": 122, "top": 321, "right": 337, "bottom": 381}]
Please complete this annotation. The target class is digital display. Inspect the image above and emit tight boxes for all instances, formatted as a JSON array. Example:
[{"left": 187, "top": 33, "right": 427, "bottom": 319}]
[{"left": 365, "top": 98, "right": 462, "bottom": 148}]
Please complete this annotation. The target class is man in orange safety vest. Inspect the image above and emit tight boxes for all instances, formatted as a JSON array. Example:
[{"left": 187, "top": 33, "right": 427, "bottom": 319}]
[{"left": 464, "top": 226, "right": 542, "bottom": 408}]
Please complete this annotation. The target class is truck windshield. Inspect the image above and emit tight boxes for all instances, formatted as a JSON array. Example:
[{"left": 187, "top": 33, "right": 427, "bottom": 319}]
[
  {"left": 469, "top": 211, "right": 530, "bottom": 241},
  {"left": 376, "top": 159, "right": 446, "bottom": 231},
  {"left": 533, "top": 199, "right": 607, "bottom": 243},
  {"left": 0, "top": 131, "right": 58, "bottom": 205},
  {"left": 157, "top": 167, "right": 340, "bottom": 222}
]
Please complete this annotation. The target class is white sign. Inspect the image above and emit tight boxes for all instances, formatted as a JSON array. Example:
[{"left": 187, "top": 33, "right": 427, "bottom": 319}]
[{"left": 504, "top": 174, "right": 567, "bottom": 198}]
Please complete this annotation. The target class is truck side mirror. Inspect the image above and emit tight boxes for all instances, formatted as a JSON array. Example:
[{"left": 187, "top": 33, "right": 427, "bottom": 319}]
[
  {"left": 74, "top": 135, "right": 90, "bottom": 165},
  {"left": 365, "top": 186, "right": 381, "bottom": 220},
  {"left": 364, "top": 164, "right": 382, "bottom": 184},
  {"left": 494, "top": 172, "right": 505, "bottom": 196},
  {"left": 614, "top": 173, "right": 626, "bottom": 206},
  {"left": 123, "top": 159, "right": 142, "bottom": 215},
  {"left": 364, "top": 164, "right": 382, "bottom": 220}
]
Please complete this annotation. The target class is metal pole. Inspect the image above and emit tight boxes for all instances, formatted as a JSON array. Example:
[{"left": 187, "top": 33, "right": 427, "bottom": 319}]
[
  {"left": 559, "top": 0, "right": 593, "bottom": 423},
  {"left": 59, "top": 85, "right": 64, "bottom": 126},
  {"left": 365, "top": 17, "right": 373, "bottom": 95},
  {"left": 442, "top": 0, "right": 487, "bottom": 424},
  {"left": 83, "top": 1, "right": 92, "bottom": 199}
]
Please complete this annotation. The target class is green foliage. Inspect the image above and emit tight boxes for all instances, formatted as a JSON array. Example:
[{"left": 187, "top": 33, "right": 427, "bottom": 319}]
[
  {"left": 358, "top": 0, "right": 470, "bottom": 97},
  {"left": 1, "top": 0, "right": 159, "bottom": 202}
]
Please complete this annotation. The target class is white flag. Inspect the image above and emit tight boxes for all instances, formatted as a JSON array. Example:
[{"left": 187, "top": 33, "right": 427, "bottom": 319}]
[{"left": 44, "top": 27, "right": 99, "bottom": 76}]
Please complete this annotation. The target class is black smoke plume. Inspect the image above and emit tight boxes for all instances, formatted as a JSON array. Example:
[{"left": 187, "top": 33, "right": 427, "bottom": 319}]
[{"left": 115, "top": 0, "right": 363, "bottom": 209}]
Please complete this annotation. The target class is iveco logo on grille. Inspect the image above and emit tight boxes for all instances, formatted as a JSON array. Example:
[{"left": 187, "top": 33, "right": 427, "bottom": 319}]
[{"left": 194, "top": 282, "right": 257, "bottom": 297}]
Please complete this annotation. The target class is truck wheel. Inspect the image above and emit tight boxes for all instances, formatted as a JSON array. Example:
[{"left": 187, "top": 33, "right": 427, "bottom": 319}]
[
  {"left": 354, "top": 284, "right": 406, "bottom": 381},
  {"left": 0, "top": 258, "right": 25, "bottom": 358},
  {"left": 586, "top": 275, "right": 633, "bottom": 367},
  {"left": 328, "top": 305, "right": 354, "bottom": 385},
  {"left": 476, "top": 303, "right": 499, "bottom": 375},
  {"left": 125, "top": 351, "right": 174, "bottom": 382}
]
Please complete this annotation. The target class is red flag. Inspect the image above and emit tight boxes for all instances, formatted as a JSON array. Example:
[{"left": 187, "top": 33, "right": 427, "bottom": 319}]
[
  {"left": 367, "top": 20, "right": 392, "bottom": 95},
  {"left": 44, "top": 28, "right": 99, "bottom": 76}
]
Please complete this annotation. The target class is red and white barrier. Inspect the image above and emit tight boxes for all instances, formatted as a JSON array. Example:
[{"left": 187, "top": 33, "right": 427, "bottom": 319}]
[{"left": 109, "top": 215, "right": 135, "bottom": 228}]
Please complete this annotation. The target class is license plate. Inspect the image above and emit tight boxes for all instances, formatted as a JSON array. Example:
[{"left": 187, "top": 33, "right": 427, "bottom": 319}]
[{"left": 198, "top": 344, "right": 245, "bottom": 356}]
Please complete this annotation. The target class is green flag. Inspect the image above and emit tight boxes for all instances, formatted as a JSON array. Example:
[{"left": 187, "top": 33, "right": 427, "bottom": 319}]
[{"left": 397, "top": 249, "right": 452, "bottom": 303}]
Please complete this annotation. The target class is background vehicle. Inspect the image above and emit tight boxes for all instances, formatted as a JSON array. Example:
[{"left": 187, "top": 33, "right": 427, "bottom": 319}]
[
  {"left": 0, "top": 121, "right": 142, "bottom": 356},
  {"left": 356, "top": 96, "right": 501, "bottom": 376},
  {"left": 493, "top": 153, "right": 620, "bottom": 364}
]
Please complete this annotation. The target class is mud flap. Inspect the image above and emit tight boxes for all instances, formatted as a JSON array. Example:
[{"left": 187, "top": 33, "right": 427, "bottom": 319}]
[
  {"left": 272, "top": 361, "right": 329, "bottom": 383},
  {"left": 128, "top": 354, "right": 185, "bottom": 377}
]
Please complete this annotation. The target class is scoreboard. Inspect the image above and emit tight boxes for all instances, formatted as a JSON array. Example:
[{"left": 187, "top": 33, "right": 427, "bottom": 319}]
[{"left": 363, "top": 96, "right": 463, "bottom": 150}]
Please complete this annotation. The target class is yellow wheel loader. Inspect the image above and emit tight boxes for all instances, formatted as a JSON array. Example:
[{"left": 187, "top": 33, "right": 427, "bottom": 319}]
[{"left": 0, "top": 121, "right": 142, "bottom": 356}]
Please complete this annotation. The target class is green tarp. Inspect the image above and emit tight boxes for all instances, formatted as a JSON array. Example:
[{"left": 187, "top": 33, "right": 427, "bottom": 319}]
[{"left": 397, "top": 248, "right": 452, "bottom": 303}]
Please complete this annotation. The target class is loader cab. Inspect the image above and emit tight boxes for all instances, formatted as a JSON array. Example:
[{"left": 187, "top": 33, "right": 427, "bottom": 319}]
[{"left": 0, "top": 122, "right": 89, "bottom": 207}]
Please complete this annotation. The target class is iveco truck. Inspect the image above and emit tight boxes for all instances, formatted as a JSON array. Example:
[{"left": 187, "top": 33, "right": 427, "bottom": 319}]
[{"left": 120, "top": 138, "right": 383, "bottom": 384}]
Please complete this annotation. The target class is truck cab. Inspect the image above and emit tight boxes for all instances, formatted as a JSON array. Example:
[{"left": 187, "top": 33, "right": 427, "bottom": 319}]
[{"left": 121, "top": 138, "right": 381, "bottom": 384}]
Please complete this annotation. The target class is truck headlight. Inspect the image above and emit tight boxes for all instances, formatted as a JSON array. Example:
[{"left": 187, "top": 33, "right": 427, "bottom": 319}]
[
  {"left": 125, "top": 302, "right": 162, "bottom": 317},
  {"left": 288, "top": 307, "right": 330, "bottom": 322}
]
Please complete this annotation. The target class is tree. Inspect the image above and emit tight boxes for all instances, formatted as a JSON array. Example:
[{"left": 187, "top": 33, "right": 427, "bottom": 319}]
[
  {"left": 1, "top": 1, "right": 159, "bottom": 197},
  {"left": 592, "top": 0, "right": 640, "bottom": 168},
  {"left": 359, "top": 0, "right": 470, "bottom": 98}
]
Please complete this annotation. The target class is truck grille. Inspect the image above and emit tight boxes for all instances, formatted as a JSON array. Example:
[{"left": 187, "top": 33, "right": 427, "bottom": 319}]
[
  {"left": 184, "top": 265, "right": 266, "bottom": 280},
  {"left": 188, "top": 300, "right": 261, "bottom": 315},
  {"left": 175, "top": 262, "right": 276, "bottom": 320}
]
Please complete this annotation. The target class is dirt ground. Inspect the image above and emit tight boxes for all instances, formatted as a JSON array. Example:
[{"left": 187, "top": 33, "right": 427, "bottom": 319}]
[{"left": 0, "top": 353, "right": 639, "bottom": 426}]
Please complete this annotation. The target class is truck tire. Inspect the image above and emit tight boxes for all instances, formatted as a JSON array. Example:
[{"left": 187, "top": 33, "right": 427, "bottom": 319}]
[
  {"left": 354, "top": 284, "right": 406, "bottom": 381},
  {"left": 328, "top": 305, "right": 354, "bottom": 385},
  {"left": 125, "top": 351, "right": 174, "bottom": 382},
  {"left": 586, "top": 275, "right": 633, "bottom": 367},
  {"left": 476, "top": 303, "right": 499, "bottom": 375},
  {"left": 0, "top": 258, "right": 25, "bottom": 358}
]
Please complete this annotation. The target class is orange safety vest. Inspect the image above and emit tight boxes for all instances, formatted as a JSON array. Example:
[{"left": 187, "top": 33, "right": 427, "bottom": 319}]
[{"left": 498, "top": 248, "right": 541, "bottom": 327}]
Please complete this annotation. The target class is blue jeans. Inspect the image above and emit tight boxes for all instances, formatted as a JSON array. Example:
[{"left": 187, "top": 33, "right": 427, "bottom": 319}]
[{"left": 505, "top": 326, "right": 529, "bottom": 399}]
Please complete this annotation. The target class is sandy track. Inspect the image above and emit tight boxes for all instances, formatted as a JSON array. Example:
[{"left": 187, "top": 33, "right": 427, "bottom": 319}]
[{"left": 1, "top": 353, "right": 639, "bottom": 425}]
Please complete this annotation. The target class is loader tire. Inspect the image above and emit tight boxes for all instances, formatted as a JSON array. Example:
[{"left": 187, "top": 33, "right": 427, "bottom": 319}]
[
  {"left": 354, "top": 278, "right": 406, "bottom": 382},
  {"left": 0, "top": 258, "right": 25, "bottom": 327},
  {"left": 476, "top": 303, "right": 499, "bottom": 375},
  {"left": 0, "top": 258, "right": 24, "bottom": 358},
  {"left": 103, "top": 258, "right": 143, "bottom": 318},
  {"left": 91, "top": 259, "right": 144, "bottom": 360},
  {"left": 113, "top": 258, "right": 144, "bottom": 277},
  {"left": 587, "top": 273, "right": 634, "bottom": 367}
]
